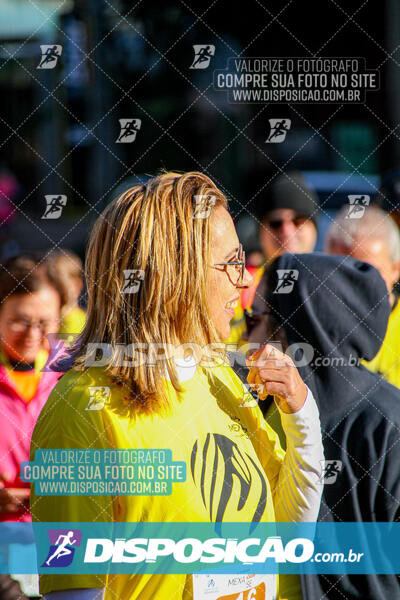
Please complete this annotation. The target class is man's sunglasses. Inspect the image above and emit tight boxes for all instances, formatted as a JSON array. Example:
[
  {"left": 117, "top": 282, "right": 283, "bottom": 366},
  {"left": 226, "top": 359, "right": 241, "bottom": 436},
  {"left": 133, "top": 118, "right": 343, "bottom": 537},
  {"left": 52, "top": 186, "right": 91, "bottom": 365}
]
[{"left": 265, "top": 215, "right": 309, "bottom": 230}]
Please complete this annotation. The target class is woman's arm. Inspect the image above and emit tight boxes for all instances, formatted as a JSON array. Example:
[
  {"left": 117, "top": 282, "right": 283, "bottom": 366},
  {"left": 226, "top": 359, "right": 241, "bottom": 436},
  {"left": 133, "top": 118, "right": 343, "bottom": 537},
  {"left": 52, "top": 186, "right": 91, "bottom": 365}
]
[
  {"left": 247, "top": 344, "right": 324, "bottom": 522},
  {"left": 272, "top": 386, "right": 324, "bottom": 522}
]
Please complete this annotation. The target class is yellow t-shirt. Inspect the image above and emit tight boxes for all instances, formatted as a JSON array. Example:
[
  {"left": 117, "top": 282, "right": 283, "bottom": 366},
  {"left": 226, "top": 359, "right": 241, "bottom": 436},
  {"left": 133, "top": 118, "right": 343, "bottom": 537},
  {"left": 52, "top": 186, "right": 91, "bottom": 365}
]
[
  {"left": 59, "top": 306, "right": 86, "bottom": 336},
  {"left": 363, "top": 297, "right": 400, "bottom": 389},
  {"left": 31, "top": 363, "right": 286, "bottom": 599}
]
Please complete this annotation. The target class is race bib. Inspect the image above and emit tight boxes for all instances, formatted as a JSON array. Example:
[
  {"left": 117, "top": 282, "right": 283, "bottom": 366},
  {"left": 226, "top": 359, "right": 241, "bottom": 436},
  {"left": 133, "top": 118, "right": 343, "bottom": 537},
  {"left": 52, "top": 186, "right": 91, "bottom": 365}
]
[{"left": 193, "top": 573, "right": 277, "bottom": 600}]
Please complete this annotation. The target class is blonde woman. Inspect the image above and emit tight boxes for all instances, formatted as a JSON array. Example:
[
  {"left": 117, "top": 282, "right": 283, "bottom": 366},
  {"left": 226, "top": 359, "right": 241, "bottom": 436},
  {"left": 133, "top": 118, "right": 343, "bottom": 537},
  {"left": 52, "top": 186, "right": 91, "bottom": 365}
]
[{"left": 31, "top": 172, "right": 324, "bottom": 600}]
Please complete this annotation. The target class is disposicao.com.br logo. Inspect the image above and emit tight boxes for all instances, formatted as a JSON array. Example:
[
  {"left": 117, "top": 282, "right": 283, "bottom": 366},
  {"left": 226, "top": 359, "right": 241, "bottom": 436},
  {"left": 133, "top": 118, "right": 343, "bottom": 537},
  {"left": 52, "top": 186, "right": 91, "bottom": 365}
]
[
  {"left": 33, "top": 524, "right": 372, "bottom": 575},
  {"left": 40, "top": 532, "right": 313, "bottom": 568},
  {"left": 82, "top": 536, "right": 313, "bottom": 565}
]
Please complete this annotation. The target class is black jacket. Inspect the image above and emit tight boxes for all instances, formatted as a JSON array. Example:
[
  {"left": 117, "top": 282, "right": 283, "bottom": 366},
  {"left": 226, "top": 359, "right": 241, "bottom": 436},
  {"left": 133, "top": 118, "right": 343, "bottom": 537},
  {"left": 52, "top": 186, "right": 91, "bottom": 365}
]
[{"left": 252, "top": 253, "right": 400, "bottom": 600}]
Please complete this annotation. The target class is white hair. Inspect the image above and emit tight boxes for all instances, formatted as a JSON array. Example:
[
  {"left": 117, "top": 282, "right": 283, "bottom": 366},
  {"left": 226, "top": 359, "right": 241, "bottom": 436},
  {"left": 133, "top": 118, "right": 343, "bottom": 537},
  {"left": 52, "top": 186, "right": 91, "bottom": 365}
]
[{"left": 325, "top": 205, "right": 400, "bottom": 263}]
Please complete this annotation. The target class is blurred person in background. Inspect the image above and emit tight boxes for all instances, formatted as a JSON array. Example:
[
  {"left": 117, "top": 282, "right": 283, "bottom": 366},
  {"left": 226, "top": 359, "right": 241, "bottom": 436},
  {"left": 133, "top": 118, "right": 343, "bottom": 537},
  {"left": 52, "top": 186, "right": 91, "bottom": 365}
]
[
  {"left": 228, "top": 171, "right": 319, "bottom": 344},
  {"left": 325, "top": 205, "right": 400, "bottom": 389},
  {"left": 245, "top": 244, "right": 264, "bottom": 269},
  {"left": 248, "top": 252, "right": 400, "bottom": 600},
  {"left": 47, "top": 250, "right": 86, "bottom": 338},
  {"left": 0, "top": 255, "right": 62, "bottom": 521},
  {"left": 0, "top": 255, "right": 63, "bottom": 600}
]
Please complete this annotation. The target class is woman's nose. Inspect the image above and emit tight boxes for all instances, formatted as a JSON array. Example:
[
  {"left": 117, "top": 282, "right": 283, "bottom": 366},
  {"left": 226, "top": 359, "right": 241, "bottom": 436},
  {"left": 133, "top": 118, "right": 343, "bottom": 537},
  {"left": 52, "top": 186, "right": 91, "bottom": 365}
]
[{"left": 240, "top": 267, "right": 254, "bottom": 289}]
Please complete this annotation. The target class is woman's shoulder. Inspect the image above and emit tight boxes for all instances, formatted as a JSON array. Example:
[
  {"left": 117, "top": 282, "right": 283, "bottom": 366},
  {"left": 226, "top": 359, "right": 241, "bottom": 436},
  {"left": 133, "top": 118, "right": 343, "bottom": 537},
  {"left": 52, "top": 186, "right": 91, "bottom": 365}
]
[
  {"left": 40, "top": 367, "right": 116, "bottom": 420},
  {"left": 32, "top": 367, "right": 118, "bottom": 449}
]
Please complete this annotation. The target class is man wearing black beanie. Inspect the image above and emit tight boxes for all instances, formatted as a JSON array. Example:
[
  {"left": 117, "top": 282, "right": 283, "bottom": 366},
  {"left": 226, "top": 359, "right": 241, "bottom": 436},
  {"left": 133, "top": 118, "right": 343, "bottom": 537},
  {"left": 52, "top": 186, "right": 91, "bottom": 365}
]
[
  {"left": 227, "top": 171, "right": 319, "bottom": 344},
  {"left": 255, "top": 171, "right": 318, "bottom": 260}
]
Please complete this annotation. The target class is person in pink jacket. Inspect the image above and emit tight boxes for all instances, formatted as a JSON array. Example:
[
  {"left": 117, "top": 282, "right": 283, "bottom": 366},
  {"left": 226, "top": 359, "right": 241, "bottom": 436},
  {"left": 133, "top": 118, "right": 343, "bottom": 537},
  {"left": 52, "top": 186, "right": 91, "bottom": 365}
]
[{"left": 0, "top": 254, "right": 63, "bottom": 523}]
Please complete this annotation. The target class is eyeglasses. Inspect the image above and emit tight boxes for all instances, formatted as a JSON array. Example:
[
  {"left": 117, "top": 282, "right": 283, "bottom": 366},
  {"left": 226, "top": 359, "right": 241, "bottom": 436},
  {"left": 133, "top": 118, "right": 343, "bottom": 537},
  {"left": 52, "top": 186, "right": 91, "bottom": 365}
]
[
  {"left": 211, "top": 243, "right": 246, "bottom": 286},
  {"left": 6, "top": 317, "right": 57, "bottom": 334},
  {"left": 265, "top": 215, "right": 309, "bottom": 230},
  {"left": 244, "top": 309, "right": 271, "bottom": 335}
]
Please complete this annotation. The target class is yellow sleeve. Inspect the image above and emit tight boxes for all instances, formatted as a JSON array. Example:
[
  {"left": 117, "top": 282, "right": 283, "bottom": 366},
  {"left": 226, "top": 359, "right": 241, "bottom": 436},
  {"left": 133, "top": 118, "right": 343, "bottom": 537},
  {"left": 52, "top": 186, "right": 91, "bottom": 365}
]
[
  {"left": 251, "top": 403, "right": 286, "bottom": 503},
  {"left": 30, "top": 372, "right": 116, "bottom": 594}
]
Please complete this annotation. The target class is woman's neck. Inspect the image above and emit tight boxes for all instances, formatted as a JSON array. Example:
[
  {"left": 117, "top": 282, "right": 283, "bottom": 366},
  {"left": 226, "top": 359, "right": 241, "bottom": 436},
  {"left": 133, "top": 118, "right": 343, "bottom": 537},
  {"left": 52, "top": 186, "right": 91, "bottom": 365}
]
[{"left": 0, "top": 347, "right": 35, "bottom": 371}]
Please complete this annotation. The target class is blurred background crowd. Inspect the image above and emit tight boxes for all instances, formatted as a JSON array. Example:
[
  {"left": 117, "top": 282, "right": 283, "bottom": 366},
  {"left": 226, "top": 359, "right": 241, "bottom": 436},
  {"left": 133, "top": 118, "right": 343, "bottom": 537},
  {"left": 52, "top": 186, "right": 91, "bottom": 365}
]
[{"left": 1, "top": 0, "right": 400, "bottom": 259}]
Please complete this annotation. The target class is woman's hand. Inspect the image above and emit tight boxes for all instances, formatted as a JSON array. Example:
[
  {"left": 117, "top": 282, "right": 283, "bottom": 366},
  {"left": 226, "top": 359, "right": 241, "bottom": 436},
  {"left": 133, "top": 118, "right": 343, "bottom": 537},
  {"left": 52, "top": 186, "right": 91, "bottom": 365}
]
[{"left": 246, "top": 344, "right": 307, "bottom": 414}]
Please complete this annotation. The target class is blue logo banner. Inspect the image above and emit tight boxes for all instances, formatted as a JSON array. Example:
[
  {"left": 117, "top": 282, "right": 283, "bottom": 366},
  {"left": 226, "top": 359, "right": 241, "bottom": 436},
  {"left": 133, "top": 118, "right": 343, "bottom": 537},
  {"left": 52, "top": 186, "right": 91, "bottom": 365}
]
[{"left": 0, "top": 522, "right": 398, "bottom": 575}]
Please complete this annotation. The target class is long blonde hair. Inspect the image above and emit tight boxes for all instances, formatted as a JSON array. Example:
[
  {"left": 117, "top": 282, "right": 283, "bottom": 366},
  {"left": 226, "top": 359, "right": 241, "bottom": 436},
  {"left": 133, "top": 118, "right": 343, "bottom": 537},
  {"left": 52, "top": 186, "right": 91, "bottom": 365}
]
[{"left": 73, "top": 171, "right": 228, "bottom": 412}]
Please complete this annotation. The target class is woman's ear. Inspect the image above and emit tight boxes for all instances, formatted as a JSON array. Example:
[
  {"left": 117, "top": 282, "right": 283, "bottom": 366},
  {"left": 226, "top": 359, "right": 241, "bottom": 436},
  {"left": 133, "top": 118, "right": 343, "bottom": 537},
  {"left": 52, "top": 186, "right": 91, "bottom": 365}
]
[{"left": 74, "top": 277, "right": 84, "bottom": 298}]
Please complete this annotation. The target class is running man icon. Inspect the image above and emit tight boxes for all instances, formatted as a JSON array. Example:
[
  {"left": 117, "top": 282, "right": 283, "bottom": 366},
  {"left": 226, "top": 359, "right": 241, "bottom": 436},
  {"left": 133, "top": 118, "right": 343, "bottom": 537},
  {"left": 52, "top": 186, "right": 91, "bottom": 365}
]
[
  {"left": 346, "top": 195, "right": 370, "bottom": 219},
  {"left": 86, "top": 386, "right": 111, "bottom": 410},
  {"left": 116, "top": 119, "right": 142, "bottom": 143},
  {"left": 266, "top": 118, "right": 291, "bottom": 143},
  {"left": 274, "top": 269, "right": 299, "bottom": 294},
  {"left": 121, "top": 269, "right": 145, "bottom": 294},
  {"left": 42, "top": 195, "right": 67, "bottom": 219},
  {"left": 37, "top": 45, "right": 62, "bottom": 69},
  {"left": 190, "top": 45, "right": 215, "bottom": 69},
  {"left": 320, "top": 460, "right": 343, "bottom": 484},
  {"left": 45, "top": 531, "right": 77, "bottom": 566}
]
